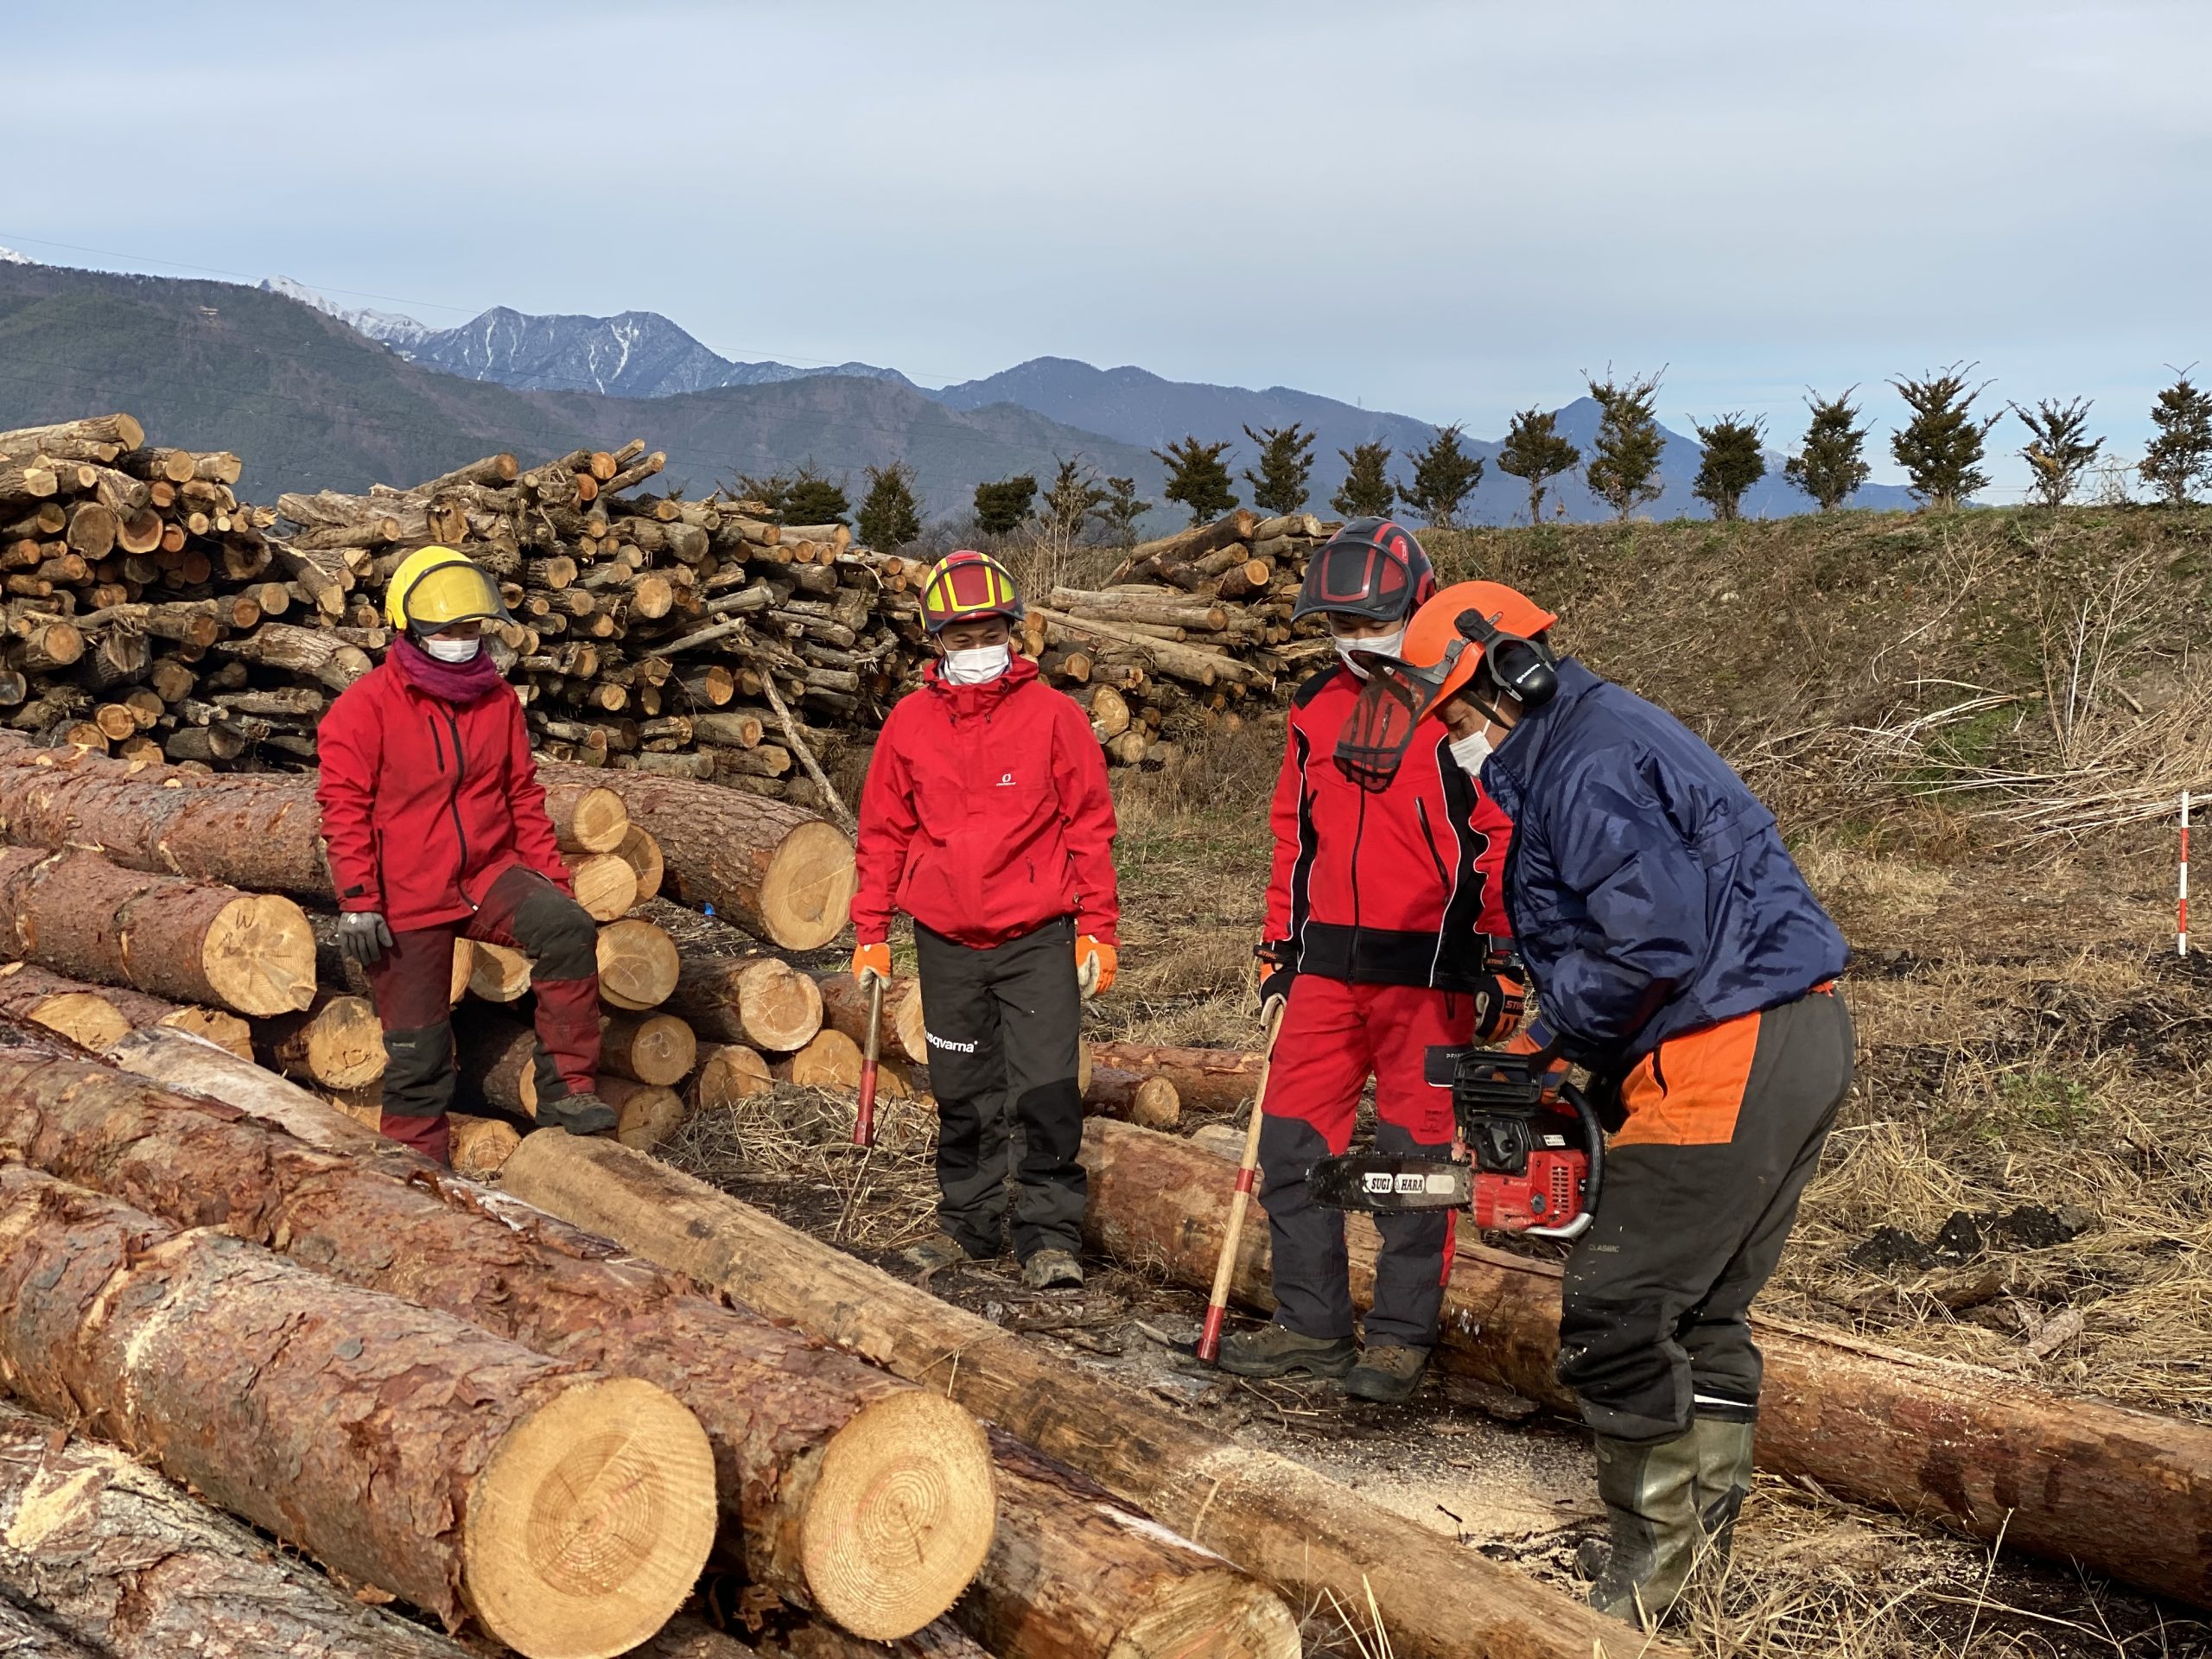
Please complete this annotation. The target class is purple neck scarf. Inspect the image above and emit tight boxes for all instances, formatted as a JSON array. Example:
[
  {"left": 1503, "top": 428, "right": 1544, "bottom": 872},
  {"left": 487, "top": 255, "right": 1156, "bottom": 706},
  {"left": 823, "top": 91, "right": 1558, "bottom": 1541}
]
[{"left": 391, "top": 634, "right": 505, "bottom": 703}]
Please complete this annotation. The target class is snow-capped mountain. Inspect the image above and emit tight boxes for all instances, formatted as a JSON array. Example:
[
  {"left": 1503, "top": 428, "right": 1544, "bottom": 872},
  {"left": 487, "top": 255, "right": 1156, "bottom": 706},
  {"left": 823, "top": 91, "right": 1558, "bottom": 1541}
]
[
  {"left": 258, "top": 276, "right": 433, "bottom": 350},
  {"left": 0, "top": 247, "right": 34, "bottom": 266}
]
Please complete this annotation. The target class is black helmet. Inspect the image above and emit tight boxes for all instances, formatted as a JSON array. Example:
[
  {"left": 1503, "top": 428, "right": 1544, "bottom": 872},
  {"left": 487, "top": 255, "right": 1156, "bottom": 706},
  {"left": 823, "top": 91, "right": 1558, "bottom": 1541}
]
[{"left": 1290, "top": 517, "right": 1438, "bottom": 625}]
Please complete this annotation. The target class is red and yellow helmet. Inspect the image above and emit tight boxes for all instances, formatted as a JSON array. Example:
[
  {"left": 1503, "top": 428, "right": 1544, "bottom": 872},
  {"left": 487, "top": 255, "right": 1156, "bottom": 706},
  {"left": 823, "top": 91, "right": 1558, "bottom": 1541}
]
[
  {"left": 1334, "top": 581, "right": 1560, "bottom": 791},
  {"left": 919, "top": 550, "right": 1024, "bottom": 634}
]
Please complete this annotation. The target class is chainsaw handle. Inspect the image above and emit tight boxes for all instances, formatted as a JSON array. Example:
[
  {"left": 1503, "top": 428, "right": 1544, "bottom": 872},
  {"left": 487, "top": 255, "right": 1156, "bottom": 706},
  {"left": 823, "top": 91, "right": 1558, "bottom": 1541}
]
[{"left": 1524, "top": 1081, "right": 1603, "bottom": 1242}]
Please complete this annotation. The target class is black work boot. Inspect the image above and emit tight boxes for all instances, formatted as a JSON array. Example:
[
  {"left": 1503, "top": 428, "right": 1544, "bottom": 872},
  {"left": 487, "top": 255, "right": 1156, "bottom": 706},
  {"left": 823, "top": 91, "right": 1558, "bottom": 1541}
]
[
  {"left": 535, "top": 1090, "right": 618, "bottom": 1136},
  {"left": 1343, "top": 1342, "right": 1429, "bottom": 1403},
  {"left": 1690, "top": 1412, "right": 1757, "bottom": 1563},
  {"left": 1587, "top": 1428, "right": 1706, "bottom": 1630},
  {"left": 1217, "top": 1322, "right": 1357, "bottom": 1380}
]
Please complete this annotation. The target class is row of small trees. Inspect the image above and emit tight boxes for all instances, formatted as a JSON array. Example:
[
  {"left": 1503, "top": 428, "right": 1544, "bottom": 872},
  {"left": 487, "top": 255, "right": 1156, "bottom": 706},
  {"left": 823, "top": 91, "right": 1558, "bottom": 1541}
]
[{"left": 734, "top": 370, "right": 2212, "bottom": 548}]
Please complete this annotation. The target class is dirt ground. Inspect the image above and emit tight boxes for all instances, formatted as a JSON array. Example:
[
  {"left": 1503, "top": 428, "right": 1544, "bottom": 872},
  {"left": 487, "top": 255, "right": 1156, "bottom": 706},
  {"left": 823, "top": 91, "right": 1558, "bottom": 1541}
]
[{"left": 671, "top": 509, "right": 2212, "bottom": 1656}]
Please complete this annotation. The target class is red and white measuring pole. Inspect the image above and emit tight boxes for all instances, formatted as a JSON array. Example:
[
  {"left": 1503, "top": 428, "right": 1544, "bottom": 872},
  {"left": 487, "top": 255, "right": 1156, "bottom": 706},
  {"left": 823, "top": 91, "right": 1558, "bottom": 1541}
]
[{"left": 2182, "top": 791, "right": 2192, "bottom": 958}]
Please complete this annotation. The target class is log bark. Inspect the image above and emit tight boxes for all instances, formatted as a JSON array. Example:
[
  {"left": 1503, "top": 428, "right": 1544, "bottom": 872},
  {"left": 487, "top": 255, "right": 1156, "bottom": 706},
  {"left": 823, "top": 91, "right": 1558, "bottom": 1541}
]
[
  {"left": 601, "top": 1008, "right": 697, "bottom": 1086},
  {"left": 499, "top": 1133, "right": 1639, "bottom": 1659},
  {"left": 1084, "top": 1064, "right": 1179, "bottom": 1128},
  {"left": 0, "top": 1163, "right": 716, "bottom": 1659},
  {"left": 0, "top": 846, "right": 315, "bottom": 1016},
  {"left": 1116, "top": 512, "right": 1255, "bottom": 582},
  {"left": 23, "top": 1028, "right": 1001, "bottom": 1640},
  {"left": 596, "top": 918, "right": 680, "bottom": 1012},
  {"left": 1083, "top": 1041, "right": 1264, "bottom": 1113},
  {"left": 670, "top": 950, "right": 823, "bottom": 1050},
  {"left": 0, "top": 1397, "right": 474, "bottom": 1659},
  {"left": 0, "top": 961, "right": 249, "bottom": 1057},
  {"left": 814, "top": 970, "right": 927, "bottom": 1065},
  {"left": 540, "top": 760, "right": 854, "bottom": 950},
  {"left": 1079, "top": 1117, "right": 2212, "bottom": 1615}
]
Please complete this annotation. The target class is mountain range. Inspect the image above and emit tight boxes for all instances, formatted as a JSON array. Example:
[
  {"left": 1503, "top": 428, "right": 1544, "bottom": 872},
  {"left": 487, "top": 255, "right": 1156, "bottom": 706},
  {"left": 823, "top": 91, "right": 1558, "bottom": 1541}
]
[{"left": 2, "top": 256, "right": 1914, "bottom": 523}]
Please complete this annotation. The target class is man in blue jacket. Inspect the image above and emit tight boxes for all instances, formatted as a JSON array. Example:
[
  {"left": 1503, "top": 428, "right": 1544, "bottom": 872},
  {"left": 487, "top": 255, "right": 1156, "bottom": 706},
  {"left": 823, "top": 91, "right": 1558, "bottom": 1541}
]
[{"left": 1338, "top": 580, "right": 1853, "bottom": 1631}]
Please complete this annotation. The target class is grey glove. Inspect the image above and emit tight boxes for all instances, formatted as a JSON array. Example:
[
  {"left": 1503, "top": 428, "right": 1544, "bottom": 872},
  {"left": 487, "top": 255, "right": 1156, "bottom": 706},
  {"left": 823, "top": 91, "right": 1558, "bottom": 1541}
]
[{"left": 337, "top": 910, "right": 394, "bottom": 968}]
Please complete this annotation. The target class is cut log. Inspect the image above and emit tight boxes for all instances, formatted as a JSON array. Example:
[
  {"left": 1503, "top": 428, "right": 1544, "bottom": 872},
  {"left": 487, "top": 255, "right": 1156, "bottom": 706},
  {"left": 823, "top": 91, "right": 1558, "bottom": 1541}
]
[
  {"left": 544, "top": 780, "right": 629, "bottom": 854},
  {"left": 1078, "top": 1116, "right": 2212, "bottom": 1616},
  {"left": 541, "top": 760, "right": 855, "bottom": 950},
  {"left": 0, "top": 960, "right": 249, "bottom": 1058},
  {"left": 0, "top": 1163, "right": 717, "bottom": 1659},
  {"left": 815, "top": 970, "right": 927, "bottom": 1065},
  {"left": 1085, "top": 1040, "right": 1263, "bottom": 1113},
  {"left": 0, "top": 846, "right": 314, "bottom": 1016},
  {"left": 31, "top": 1030, "right": 1001, "bottom": 1640},
  {"left": 257, "top": 990, "right": 384, "bottom": 1089},
  {"left": 572, "top": 851, "right": 641, "bottom": 921},
  {"left": 596, "top": 918, "right": 680, "bottom": 1011},
  {"left": 1117, "top": 511, "right": 1256, "bottom": 582},
  {"left": 606, "top": 1075, "right": 687, "bottom": 1151},
  {"left": 0, "top": 1397, "right": 474, "bottom": 1659},
  {"left": 449, "top": 1111, "right": 523, "bottom": 1179},
  {"left": 312, "top": 912, "right": 469, "bottom": 1005},
  {"left": 468, "top": 940, "right": 532, "bottom": 1002},
  {"left": 1084, "top": 1065, "right": 1179, "bottom": 1128},
  {"left": 455, "top": 1014, "right": 538, "bottom": 1116},
  {"left": 499, "top": 1133, "right": 1639, "bottom": 1659},
  {"left": 771, "top": 1028, "right": 863, "bottom": 1090},
  {"left": 668, "top": 950, "right": 822, "bottom": 1050},
  {"left": 690, "top": 1042, "right": 774, "bottom": 1109},
  {"left": 601, "top": 1007, "right": 697, "bottom": 1085},
  {"left": 617, "top": 823, "right": 664, "bottom": 902}
]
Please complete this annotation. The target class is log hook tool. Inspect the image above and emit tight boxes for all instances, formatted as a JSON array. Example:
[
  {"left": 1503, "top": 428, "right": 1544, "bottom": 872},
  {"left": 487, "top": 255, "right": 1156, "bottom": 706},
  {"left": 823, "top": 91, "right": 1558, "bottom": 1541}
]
[
  {"left": 852, "top": 972, "right": 885, "bottom": 1148},
  {"left": 1194, "top": 1001, "right": 1286, "bottom": 1365}
]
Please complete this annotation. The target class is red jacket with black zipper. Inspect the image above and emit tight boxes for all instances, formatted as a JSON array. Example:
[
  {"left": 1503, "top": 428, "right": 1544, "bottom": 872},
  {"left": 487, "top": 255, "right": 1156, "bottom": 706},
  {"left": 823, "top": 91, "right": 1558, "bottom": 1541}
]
[
  {"left": 315, "top": 654, "right": 573, "bottom": 933},
  {"left": 1264, "top": 662, "right": 1513, "bottom": 991},
  {"left": 853, "top": 655, "right": 1119, "bottom": 950}
]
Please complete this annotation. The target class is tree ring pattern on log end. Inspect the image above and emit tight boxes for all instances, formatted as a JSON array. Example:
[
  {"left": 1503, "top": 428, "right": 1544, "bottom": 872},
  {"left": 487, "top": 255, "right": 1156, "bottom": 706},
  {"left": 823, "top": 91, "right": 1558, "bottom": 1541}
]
[
  {"left": 462, "top": 1376, "right": 715, "bottom": 1659},
  {"left": 767, "top": 821, "right": 860, "bottom": 951},
  {"left": 798, "top": 1389, "right": 997, "bottom": 1641}
]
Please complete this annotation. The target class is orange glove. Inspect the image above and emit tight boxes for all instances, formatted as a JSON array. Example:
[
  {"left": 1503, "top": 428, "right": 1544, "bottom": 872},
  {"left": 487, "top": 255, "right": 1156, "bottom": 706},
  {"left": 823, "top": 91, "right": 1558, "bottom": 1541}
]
[
  {"left": 1075, "top": 935, "right": 1117, "bottom": 998},
  {"left": 851, "top": 942, "right": 893, "bottom": 988}
]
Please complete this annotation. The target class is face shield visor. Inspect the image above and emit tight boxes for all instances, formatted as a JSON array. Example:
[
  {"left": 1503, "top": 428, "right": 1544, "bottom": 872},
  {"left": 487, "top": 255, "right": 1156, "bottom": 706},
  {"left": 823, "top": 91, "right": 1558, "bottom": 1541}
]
[{"left": 1332, "top": 637, "right": 1476, "bottom": 791}]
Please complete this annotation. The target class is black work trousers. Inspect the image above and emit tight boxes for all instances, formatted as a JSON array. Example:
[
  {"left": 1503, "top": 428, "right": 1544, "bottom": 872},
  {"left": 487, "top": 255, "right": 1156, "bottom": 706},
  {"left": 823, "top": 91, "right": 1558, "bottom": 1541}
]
[
  {"left": 1558, "top": 988, "right": 1855, "bottom": 1444},
  {"left": 914, "top": 916, "right": 1085, "bottom": 1262}
]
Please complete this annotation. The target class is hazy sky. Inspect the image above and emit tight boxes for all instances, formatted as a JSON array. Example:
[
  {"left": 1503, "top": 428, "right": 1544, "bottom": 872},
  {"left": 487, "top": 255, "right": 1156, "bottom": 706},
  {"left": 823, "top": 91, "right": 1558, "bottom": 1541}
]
[{"left": 8, "top": 1, "right": 2208, "bottom": 496}]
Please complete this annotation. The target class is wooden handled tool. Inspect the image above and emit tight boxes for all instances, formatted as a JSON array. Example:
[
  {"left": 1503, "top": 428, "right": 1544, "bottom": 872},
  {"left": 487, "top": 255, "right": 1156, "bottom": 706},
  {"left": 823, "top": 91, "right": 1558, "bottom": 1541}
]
[
  {"left": 852, "top": 973, "right": 885, "bottom": 1147},
  {"left": 1194, "top": 1001, "right": 1286, "bottom": 1365}
]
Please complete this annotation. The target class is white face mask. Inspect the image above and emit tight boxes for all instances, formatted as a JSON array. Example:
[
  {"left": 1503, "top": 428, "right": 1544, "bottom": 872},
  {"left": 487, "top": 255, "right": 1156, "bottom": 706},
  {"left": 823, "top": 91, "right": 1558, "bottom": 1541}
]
[
  {"left": 942, "top": 643, "right": 1011, "bottom": 685},
  {"left": 423, "top": 634, "right": 481, "bottom": 664},
  {"left": 1448, "top": 726, "right": 1495, "bottom": 776},
  {"left": 1334, "top": 626, "right": 1405, "bottom": 677}
]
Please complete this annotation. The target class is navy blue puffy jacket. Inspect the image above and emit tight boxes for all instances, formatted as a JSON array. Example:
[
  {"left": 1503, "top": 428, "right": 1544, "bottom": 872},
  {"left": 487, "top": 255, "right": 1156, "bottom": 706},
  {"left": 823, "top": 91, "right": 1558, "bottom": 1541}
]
[{"left": 1478, "top": 658, "right": 1848, "bottom": 1068}]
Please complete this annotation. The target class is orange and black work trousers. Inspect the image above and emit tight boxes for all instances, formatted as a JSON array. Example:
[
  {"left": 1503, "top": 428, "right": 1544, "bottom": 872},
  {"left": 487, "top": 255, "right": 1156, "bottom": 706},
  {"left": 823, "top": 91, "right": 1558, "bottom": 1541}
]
[
  {"left": 1557, "top": 988, "right": 1853, "bottom": 1445},
  {"left": 365, "top": 866, "right": 602, "bottom": 1166}
]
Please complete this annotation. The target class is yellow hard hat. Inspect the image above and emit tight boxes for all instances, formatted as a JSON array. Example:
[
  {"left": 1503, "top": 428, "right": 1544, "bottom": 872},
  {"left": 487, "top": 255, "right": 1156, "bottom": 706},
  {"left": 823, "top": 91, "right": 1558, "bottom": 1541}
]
[{"left": 385, "top": 546, "right": 506, "bottom": 632}]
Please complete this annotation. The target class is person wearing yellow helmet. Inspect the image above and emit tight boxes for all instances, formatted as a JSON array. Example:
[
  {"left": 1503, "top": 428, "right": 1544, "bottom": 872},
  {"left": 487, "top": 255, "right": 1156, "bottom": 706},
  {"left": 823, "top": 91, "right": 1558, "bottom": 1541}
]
[{"left": 315, "top": 546, "right": 616, "bottom": 1162}]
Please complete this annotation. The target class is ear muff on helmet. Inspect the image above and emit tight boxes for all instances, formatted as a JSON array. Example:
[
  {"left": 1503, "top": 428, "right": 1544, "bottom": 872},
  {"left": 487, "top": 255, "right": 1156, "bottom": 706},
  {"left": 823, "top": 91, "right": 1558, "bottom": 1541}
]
[{"left": 1455, "top": 608, "right": 1559, "bottom": 713}]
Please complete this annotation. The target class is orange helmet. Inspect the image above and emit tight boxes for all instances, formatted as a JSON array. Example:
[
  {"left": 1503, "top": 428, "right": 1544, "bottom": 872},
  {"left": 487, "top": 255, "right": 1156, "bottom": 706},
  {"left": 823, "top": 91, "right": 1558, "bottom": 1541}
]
[
  {"left": 919, "top": 550, "right": 1023, "bottom": 634},
  {"left": 1334, "top": 581, "right": 1560, "bottom": 791}
]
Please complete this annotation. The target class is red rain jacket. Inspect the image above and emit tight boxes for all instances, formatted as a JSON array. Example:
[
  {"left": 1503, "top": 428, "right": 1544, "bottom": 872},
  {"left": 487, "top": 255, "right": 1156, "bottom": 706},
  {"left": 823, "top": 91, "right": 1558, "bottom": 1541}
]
[
  {"left": 315, "top": 658, "right": 572, "bottom": 932},
  {"left": 853, "top": 656, "right": 1120, "bottom": 949},
  {"left": 1264, "top": 663, "right": 1513, "bottom": 992}
]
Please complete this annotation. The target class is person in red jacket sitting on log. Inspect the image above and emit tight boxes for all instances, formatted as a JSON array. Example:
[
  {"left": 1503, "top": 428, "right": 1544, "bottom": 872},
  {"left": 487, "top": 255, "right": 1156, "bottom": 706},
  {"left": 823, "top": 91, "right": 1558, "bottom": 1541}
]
[
  {"left": 850, "top": 550, "right": 1121, "bottom": 1291},
  {"left": 315, "top": 546, "right": 614, "bottom": 1166},
  {"left": 1221, "top": 518, "right": 1521, "bottom": 1403}
]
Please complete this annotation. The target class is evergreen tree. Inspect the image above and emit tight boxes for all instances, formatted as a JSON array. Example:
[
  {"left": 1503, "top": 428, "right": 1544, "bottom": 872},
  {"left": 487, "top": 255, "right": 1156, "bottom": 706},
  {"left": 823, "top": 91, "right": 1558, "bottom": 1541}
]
[
  {"left": 1096, "top": 476, "right": 1153, "bottom": 544},
  {"left": 1494, "top": 407, "right": 1581, "bottom": 525},
  {"left": 1890, "top": 364, "right": 2000, "bottom": 512},
  {"left": 1331, "top": 442, "right": 1396, "bottom": 518},
  {"left": 1784, "top": 390, "right": 1872, "bottom": 511},
  {"left": 1585, "top": 370, "right": 1667, "bottom": 520},
  {"left": 2140, "top": 373, "right": 2212, "bottom": 505},
  {"left": 1150, "top": 436, "right": 1238, "bottom": 524},
  {"left": 973, "top": 474, "right": 1038, "bottom": 537},
  {"left": 739, "top": 462, "right": 849, "bottom": 526},
  {"left": 1402, "top": 424, "right": 1484, "bottom": 529},
  {"left": 2010, "top": 398, "right": 2103, "bottom": 509},
  {"left": 855, "top": 462, "right": 922, "bottom": 550},
  {"left": 1240, "top": 423, "right": 1315, "bottom": 515},
  {"left": 1690, "top": 413, "right": 1767, "bottom": 523},
  {"left": 1038, "top": 457, "right": 1110, "bottom": 543}
]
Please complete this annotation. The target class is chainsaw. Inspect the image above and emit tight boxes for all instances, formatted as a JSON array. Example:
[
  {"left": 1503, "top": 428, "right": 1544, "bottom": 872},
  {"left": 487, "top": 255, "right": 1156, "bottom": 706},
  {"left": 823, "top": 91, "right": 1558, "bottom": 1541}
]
[{"left": 1306, "top": 1046, "right": 1604, "bottom": 1239}]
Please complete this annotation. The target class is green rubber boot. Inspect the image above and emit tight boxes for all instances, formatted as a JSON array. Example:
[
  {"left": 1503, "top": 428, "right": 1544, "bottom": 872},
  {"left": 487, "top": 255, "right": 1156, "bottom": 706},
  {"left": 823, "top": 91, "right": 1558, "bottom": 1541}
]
[
  {"left": 1587, "top": 1428, "right": 1705, "bottom": 1630},
  {"left": 1690, "top": 1413, "right": 1758, "bottom": 1562}
]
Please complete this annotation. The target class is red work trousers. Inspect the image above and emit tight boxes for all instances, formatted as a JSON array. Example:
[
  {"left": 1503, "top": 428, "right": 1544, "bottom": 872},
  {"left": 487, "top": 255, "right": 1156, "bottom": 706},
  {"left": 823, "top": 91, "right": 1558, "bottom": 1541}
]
[
  {"left": 365, "top": 866, "right": 601, "bottom": 1166},
  {"left": 1257, "top": 976, "right": 1474, "bottom": 1348}
]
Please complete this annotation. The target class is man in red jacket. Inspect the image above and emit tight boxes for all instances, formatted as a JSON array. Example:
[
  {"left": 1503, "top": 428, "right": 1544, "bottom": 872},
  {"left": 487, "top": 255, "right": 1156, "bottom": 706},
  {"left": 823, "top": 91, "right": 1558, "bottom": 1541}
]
[
  {"left": 1221, "top": 518, "right": 1519, "bottom": 1402},
  {"left": 851, "top": 550, "right": 1120, "bottom": 1291},
  {"left": 316, "top": 547, "right": 613, "bottom": 1166}
]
